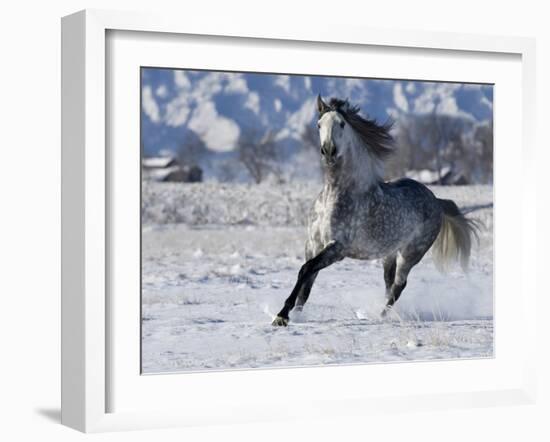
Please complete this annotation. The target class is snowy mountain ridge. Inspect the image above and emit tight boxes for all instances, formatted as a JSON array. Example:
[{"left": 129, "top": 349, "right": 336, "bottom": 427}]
[{"left": 141, "top": 68, "right": 493, "bottom": 157}]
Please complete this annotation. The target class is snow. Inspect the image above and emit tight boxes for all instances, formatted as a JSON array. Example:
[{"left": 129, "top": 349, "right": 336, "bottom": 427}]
[
  {"left": 274, "top": 75, "right": 291, "bottom": 94},
  {"left": 142, "top": 156, "right": 176, "bottom": 169},
  {"left": 141, "top": 70, "right": 493, "bottom": 166},
  {"left": 406, "top": 167, "right": 452, "bottom": 184},
  {"left": 244, "top": 91, "right": 261, "bottom": 114},
  {"left": 224, "top": 74, "right": 248, "bottom": 94},
  {"left": 141, "top": 183, "right": 493, "bottom": 373},
  {"left": 187, "top": 101, "right": 240, "bottom": 152},
  {"left": 155, "top": 84, "right": 168, "bottom": 99},
  {"left": 287, "top": 97, "right": 317, "bottom": 135},
  {"left": 141, "top": 86, "right": 160, "bottom": 123},
  {"left": 142, "top": 181, "right": 493, "bottom": 228},
  {"left": 173, "top": 70, "right": 191, "bottom": 90},
  {"left": 393, "top": 83, "right": 409, "bottom": 112}
]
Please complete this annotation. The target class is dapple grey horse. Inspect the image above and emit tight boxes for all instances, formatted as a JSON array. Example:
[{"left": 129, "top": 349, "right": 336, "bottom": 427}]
[{"left": 272, "top": 96, "right": 479, "bottom": 326}]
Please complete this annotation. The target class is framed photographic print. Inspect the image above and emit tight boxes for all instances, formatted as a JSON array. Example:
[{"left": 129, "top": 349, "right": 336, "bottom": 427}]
[
  {"left": 140, "top": 67, "right": 495, "bottom": 373},
  {"left": 61, "top": 9, "right": 537, "bottom": 432}
]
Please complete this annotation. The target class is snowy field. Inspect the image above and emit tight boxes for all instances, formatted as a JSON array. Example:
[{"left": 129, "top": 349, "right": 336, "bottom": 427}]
[{"left": 141, "top": 182, "right": 493, "bottom": 373}]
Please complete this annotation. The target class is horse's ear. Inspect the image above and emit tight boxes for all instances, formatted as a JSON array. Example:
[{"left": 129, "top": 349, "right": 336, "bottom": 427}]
[{"left": 317, "top": 94, "right": 329, "bottom": 115}]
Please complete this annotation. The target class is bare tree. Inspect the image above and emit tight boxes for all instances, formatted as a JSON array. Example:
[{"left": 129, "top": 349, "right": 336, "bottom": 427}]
[
  {"left": 386, "top": 119, "right": 413, "bottom": 179},
  {"left": 392, "top": 112, "right": 493, "bottom": 184},
  {"left": 217, "top": 159, "right": 240, "bottom": 183},
  {"left": 237, "top": 129, "right": 281, "bottom": 184},
  {"left": 474, "top": 121, "right": 493, "bottom": 184},
  {"left": 177, "top": 131, "right": 208, "bottom": 167}
]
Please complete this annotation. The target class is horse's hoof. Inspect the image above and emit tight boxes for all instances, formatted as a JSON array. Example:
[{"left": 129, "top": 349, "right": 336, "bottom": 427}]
[
  {"left": 380, "top": 307, "right": 390, "bottom": 319},
  {"left": 272, "top": 316, "right": 289, "bottom": 327}
]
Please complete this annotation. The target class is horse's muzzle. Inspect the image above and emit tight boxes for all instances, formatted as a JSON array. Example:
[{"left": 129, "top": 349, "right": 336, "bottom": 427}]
[{"left": 321, "top": 143, "right": 337, "bottom": 159}]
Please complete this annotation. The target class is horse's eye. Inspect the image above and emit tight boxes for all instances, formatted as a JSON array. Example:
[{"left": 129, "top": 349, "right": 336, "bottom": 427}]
[{"left": 340, "top": 121, "right": 345, "bottom": 129}]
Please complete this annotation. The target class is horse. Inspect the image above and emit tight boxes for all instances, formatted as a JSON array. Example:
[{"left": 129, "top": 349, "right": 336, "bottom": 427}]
[{"left": 272, "top": 95, "right": 480, "bottom": 326}]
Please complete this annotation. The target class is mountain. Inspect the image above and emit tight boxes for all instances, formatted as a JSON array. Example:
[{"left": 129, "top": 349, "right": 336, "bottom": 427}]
[{"left": 140, "top": 68, "right": 493, "bottom": 181}]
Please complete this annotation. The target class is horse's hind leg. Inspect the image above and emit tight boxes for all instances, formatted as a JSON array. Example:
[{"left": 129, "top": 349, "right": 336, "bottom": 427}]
[
  {"left": 383, "top": 254, "right": 397, "bottom": 299},
  {"left": 381, "top": 249, "right": 424, "bottom": 317},
  {"left": 381, "top": 222, "right": 441, "bottom": 318}
]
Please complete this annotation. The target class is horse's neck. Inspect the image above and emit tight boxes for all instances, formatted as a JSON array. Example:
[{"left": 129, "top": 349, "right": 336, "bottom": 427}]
[
  {"left": 323, "top": 156, "right": 381, "bottom": 193},
  {"left": 323, "top": 166, "right": 346, "bottom": 188},
  {"left": 348, "top": 132, "right": 385, "bottom": 189}
]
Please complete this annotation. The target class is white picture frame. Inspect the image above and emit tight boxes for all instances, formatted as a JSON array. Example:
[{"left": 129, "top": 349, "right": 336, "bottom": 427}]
[{"left": 61, "top": 9, "right": 537, "bottom": 433}]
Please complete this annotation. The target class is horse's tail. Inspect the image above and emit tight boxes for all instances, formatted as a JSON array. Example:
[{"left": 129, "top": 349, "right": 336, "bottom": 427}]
[{"left": 432, "top": 198, "right": 481, "bottom": 272}]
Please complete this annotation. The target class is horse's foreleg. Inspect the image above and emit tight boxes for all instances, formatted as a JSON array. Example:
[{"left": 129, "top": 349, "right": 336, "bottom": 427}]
[
  {"left": 295, "top": 271, "right": 319, "bottom": 311},
  {"left": 272, "top": 242, "right": 344, "bottom": 326}
]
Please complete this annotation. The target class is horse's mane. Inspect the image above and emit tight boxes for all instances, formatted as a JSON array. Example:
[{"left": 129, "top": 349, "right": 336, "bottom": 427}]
[{"left": 320, "top": 98, "right": 395, "bottom": 161}]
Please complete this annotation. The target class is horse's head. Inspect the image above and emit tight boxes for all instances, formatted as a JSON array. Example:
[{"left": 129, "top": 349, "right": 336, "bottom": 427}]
[
  {"left": 316, "top": 95, "right": 353, "bottom": 167},
  {"left": 315, "top": 95, "right": 395, "bottom": 186}
]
